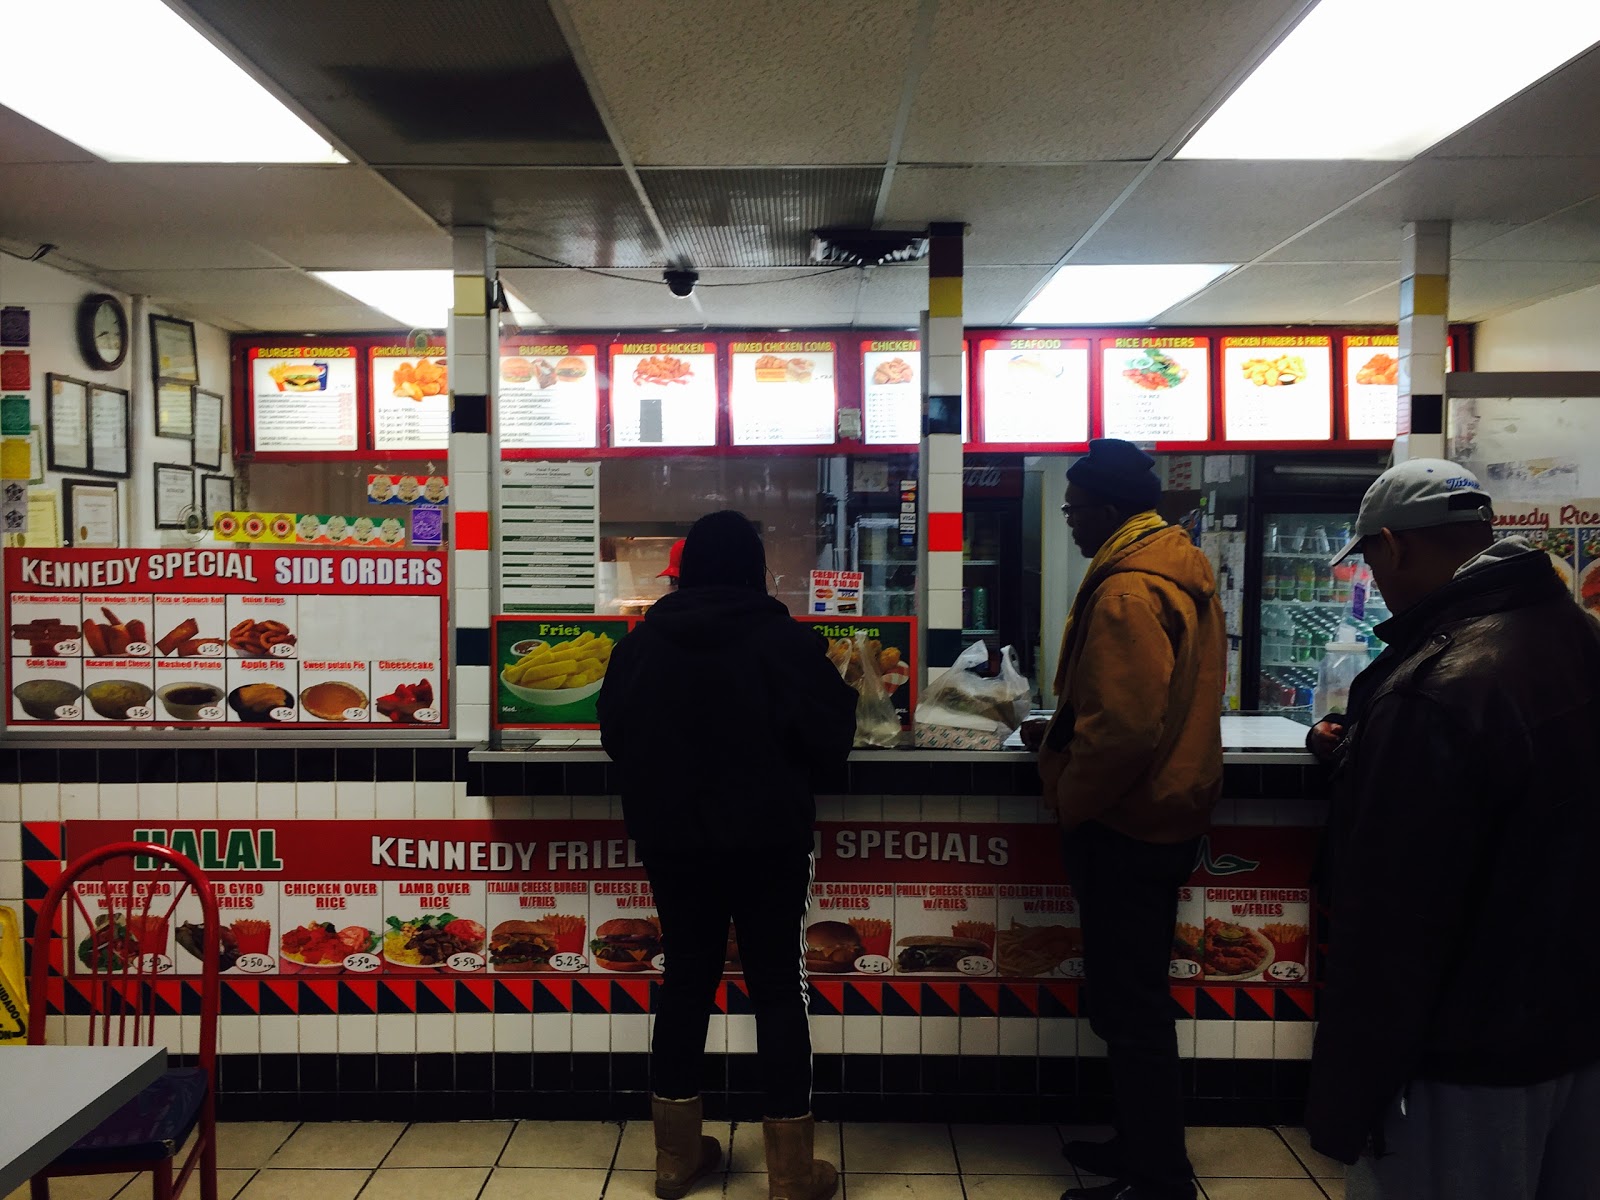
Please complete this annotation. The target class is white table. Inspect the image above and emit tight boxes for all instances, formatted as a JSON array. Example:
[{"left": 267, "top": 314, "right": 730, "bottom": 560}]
[{"left": 0, "top": 1045, "right": 168, "bottom": 1196}]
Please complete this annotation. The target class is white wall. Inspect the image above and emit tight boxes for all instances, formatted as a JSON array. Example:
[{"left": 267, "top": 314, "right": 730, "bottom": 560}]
[
  {"left": 0, "top": 252, "right": 233, "bottom": 546},
  {"left": 1475, "top": 283, "right": 1600, "bottom": 372}
]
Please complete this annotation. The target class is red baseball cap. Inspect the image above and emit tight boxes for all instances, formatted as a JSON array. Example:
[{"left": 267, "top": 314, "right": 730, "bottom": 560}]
[{"left": 657, "top": 538, "right": 686, "bottom": 579}]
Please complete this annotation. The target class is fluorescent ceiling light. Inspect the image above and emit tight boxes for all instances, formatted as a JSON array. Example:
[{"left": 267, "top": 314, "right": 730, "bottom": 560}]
[
  {"left": 1015, "top": 264, "right": 1235, "bottom": 323},
  {"left": 0, "top": 0, "right": 343, "bottom": 163},
  {"left": 1179, "top": 0, "right": 1600, "bottom": 160},
  {"left": 314, "top": 271, "right": 452, "bottom": 329}
]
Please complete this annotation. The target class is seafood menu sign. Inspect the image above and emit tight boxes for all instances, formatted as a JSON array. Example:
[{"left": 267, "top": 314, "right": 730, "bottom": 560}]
[
  {"left": 5, "top": 548, "right": 447, "bottom": 730},
  {"left": 60, "top": 820, "right": 1315, "bottom": 986}
]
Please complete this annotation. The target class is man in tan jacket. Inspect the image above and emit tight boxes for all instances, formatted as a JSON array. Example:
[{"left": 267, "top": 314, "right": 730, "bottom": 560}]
[{"left": 1025, "top": 439, "right": 1225, "bottom": 1200}]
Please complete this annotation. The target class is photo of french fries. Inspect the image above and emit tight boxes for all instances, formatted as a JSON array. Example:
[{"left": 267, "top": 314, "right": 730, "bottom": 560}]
[{"left": 502, "top": 631, "right": 614, "bottom": 694}]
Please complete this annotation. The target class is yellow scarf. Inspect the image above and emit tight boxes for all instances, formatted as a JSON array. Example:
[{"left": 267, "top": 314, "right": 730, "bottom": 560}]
[{"left": 1054, "top": 510, "right": 1168, "bottom": 695}]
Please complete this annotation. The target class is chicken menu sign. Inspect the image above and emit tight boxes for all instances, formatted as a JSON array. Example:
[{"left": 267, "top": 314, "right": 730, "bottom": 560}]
[
  {"left": 5, "top": 548, "right": 448, "bottom": 730},
  {"left": 60, "top": 820, "right": 1314, "bottom": 987}
]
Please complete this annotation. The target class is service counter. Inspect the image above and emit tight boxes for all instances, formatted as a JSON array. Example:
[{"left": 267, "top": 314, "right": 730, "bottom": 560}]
[{"left": 11, "top": 716, "right": 1322, "bottom": 1126}]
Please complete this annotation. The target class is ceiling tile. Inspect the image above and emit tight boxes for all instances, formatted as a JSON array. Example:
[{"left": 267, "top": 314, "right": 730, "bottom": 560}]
[
  {"left": 1427, "top": 45, "right": 1600, "bottom": 158},
  {"left": 96, "top": 268, "right": 349, "bottom": 309},
  {"left": 1156, "top": 263, "right": 1401, "bottom": 324},
  {"left": 1455, "top": 197, "right": 1600, "bottom": 263},
  {"left": 116, "top": 165, "right": 439, "bottom": 237},
  {"left": 0, "top": 104, "right": 96, "bottom": 164},
  {"left": 882, "top": 164, "right": 1142, "bottom": 265},
  {"left": 198, "top": 304, "right": 400, "bottom": 334},
  {"left": 562, "top": 0, "right": 915, "bottom": 165},
  {"left": 901, "top": 0, "right": 1303, "bottom": 163},
  {"left": 1447, "top": 259, "right": 1600, "bottom": 319}
]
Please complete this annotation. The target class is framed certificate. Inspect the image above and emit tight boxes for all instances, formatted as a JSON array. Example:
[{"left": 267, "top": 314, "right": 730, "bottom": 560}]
[
  {"left": 154, "top": 461, "right": 194, "bottom": 529},
  {"left": 192, "top": 388, "right": 224, "bottom": 469},
  {"left": 201, "top": 473, "right": 234, "bottom": 527},
  {"left": 150, "top": 313, "right": 198, "bottom": 382},
  {"left": 63, "top": 478, "right": 120, "bottom": 548},
  {"left": 87, "top": 384, "right": 131, "bottom": 478},
  {"left": 45, "top": 373, "right": 90, "bottom": 472},
  {"left": 157, "top": 379, "right": 194, "bottom": 441}
]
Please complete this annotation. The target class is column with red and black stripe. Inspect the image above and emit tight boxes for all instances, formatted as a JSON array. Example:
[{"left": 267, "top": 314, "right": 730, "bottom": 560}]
[
  {"left": 448, "top": 227, "right": 494, "bottom": 740},
  {"left": 920, "top": 222, "right": 967, "bottom": 670}
]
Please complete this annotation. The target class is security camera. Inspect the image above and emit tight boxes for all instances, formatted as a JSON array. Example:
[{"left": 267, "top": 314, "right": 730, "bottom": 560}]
[{"left": 664, "top": 268, "right": 698, "bottom": 298}]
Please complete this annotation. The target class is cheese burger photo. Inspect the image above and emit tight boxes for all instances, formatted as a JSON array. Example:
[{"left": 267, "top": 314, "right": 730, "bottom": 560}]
[
  {"left": 590, "top": 917, "right": 662, "bottom": 971},
  {"left": 488, "top": 920, "right": 556, "bottom": 972},
  {"left": 895, "top": 935, "right": 989, "bottom": 973},
  {"left": 804, "top": 920, "right": 865, "bottom": 974}
]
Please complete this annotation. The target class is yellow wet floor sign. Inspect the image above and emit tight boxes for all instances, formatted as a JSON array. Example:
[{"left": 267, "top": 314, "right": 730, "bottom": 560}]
[{"left": 0, "top": 905, "right": 27, "bottom": 1043}]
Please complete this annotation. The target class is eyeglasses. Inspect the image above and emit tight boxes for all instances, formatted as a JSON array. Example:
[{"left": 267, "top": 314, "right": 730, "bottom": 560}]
[{"left": 1060, "top": 503, "right": 1104, "bottom": 518}]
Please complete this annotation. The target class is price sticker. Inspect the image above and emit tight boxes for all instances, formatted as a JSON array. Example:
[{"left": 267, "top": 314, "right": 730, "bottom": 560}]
[
  {"left": 344, "top": 953, "right": 381, "bottom": 974},
  {"left": 236, "top": 953, "right": 275, "bottom": 974},
  {"left": 198, "top": 705, "right": 223, "bottom": 722},
  {"left": 269, "top": 707, "right": 295, "bottom": 722},
  {"left": 126, "top": 705, "right": 153, "bottom": 721},
  {"left": 853, "top": 954, "right": 893, "bottom": 975},
  {"left": 1267, "top": 961, "right": 1307, "bottom": 983},
  {"left": 551, "top": 952, "right": 586, "bottom": 973},
  {"left": 413, "top": 708, "right": 439, "bottom": 724},
  {"left": 956, "top": 955, "right": 996, "bottom": 977},
  {"left": 54, "top": 640, "right": 81, "bottom": 656},
  {"left": 198, "top": 642, "right": 223, "bottom": 657},
  {"left": 1169, "top": 959, "right": 1202, "bottom": 981},
  {"left": 125, "top": 642, "right": 151, "bottom": 656},
  {"left": 344, "top": 706, "right": 369, "bottom": 721},
  {"left": 446, "top": 952, "right": 485, "bottom": 973},
  {"left": 139, "top": 953, "right": 173, "bottom": 975},
  {"left": 1060, "top": 957, "right": 1086, "bottom": 979},
  {"left": 53, "top": 704, "right": 81, "bottom": 719},
  {"left": 651, "top": 953, "right": 667, "bottom": 972},
  {"left": 269, "top": 642, "right": 295, "bottom": 658}
]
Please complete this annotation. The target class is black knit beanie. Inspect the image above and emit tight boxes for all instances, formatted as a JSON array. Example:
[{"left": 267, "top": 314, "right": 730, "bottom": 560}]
[
  {"left": 1066, "top": 438, "right": 1161, "bottom": 513},
  {"left": 677, "top": 510, "right": 767, "bottom": 590}
]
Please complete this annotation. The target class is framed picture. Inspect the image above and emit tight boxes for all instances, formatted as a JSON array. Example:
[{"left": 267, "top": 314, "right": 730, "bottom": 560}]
[
  {"left": 201, "top": 473, "right": 235, "bottom": 528},
  {"left": 87, "top": 384, "right": 131, "bottom": 478},
  {"left": 28, "top": 424, "right": 44, "bottom": 485},
  {"left": 153, "top": 461, "right": 193, "bottom": 529},
  {"left": 157, "top": 379, "right": 194, "bottom": 441},
  {"left": 150, "top": 313, "right": 198, "bottom": 383},
  {"left": 45, "top": 373, "right": 90, "bottom": 472},
  {"left": 192, "top": 388, "right": 224, "bottom": 469},
  {"left": 63, "top": 478, "right": 120, "bottom": 548}
]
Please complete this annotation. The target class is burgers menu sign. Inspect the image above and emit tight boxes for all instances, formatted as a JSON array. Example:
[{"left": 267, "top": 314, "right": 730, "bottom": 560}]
[
  {"left": 498, "top": 340, "right": 600, "bottom": 451},
  {"left": 248, "top": 344, "right": 360, "bottom": 453},
  {"left": 60, "top": 819, "right": 1314, "bottom": 986}
]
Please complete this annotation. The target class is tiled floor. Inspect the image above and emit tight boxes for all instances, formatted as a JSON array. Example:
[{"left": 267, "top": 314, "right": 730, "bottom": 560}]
[{"left": 8, "top": 1121, "right": 1345, "bottom": 1200}]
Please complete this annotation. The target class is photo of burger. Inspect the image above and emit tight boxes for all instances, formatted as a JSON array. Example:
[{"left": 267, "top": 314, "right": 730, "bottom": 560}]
[
  {"left": 804, "top": 920, "right": 865, "bottom": 974},
  {"left": 895, "top": 935, "right": 990, "bottom": 973},
  {"left": 488, "top": 919, "right": 557, "bottom": 972},
  {"left": 555, "top": 356, "right": 589, "bottom": 381},
  {"left": 500, "top": 357, "right": 534, "bottom": 384},
  {"left": 590, "top": 917, "right": 661, "bottom": 971}
]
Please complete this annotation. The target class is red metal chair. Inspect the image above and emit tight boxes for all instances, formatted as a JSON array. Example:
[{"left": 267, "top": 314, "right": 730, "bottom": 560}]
[{"left": 26, "top": 842, "right": 220, "bottom": 1200}]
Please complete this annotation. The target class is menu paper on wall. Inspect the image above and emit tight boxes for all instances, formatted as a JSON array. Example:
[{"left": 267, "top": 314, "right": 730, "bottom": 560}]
[
  {"left": 1343, "top": 335, "right": 1400, "bottom": 442},
  {"left": 979, "top": 337, "right": 1090, "bottom": 445},
  {"left": 1100, "top": 337, "right": 1211, "bottom": 443},
  {"left": 1221, "top": 336, "right": 1333, "bottom": 442},
  {"left": 5, "top": 549, "right": 447, "bottom": 730},
  {"left": 860, "top": 340, "right": 969, "bottom": 445},
  {"left": 608, "top": 343, "right": 718, "bottom": 448},
  {"left": 370, "top": 344, "right": 450, "bottom": 451},
  {"left": 499, "top": 462, "right": 600, "bottom": 614},
  {"left": 498, "top": 342, "right": 600, "bottom": 450},
  {"left": 728, "top": 340, "right": 837, "bottom": 446},
  {"left": 248, "top": 345, "right": 360, "bottom": 453}
]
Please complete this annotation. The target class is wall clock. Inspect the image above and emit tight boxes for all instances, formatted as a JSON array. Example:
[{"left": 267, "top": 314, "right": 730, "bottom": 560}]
[{"left": 77, "top": 293, "right": 128, "bottom": 371}]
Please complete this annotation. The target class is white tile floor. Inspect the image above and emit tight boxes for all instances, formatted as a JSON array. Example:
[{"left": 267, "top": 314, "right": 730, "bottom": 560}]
[{"left": 7, "top": 1122, "right": 1345, "bottom": 1200}]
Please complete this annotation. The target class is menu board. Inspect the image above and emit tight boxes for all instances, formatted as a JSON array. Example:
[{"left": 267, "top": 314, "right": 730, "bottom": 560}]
[
  {"left": 1100, "top": 337, "right": 1211, "bottom": 443},
  {"left": 498, "top": 462, "right": 600, "bottom": 614},
  {"left": 1343, "top": 335, "right": 1399, "bottom": 442},
  {"left": 5, "top": 548, "right": 447, "bottom": 730},
  {"left": 58, "top": 820, "right": 1315, "bottom": 986},
  {"left": 370, "top": 344, "right": 449, "bottom": 452},
  {"left": 494, "top": 614, "right": 632, "bottom": 729},
  {"left": 498, "top": 341, "right": 600, "bottom": 450},
  {"left": 728, "top": 339, "right": 837, "bottom": 446},
  {"left": 860, "top": 340, "right": 969, "bottom": 445},
  {"left": 608, "top": 342, "right": 719, "bottom": 448},
  {"left": 248, "top": 345, "right": 359, "bottom": 453},
  {"left": 979, "top": 337, "right": 1090, "bottom": 445},
  {"left": 1221, "top": 336, "right": 1333, "bottom": 442}
]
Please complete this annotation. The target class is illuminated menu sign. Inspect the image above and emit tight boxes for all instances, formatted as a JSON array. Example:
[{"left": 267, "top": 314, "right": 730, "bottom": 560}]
[
  {"left": 1100, "top": 336, "right": 1211, "bottom": 442},
  {"left": 609, "top": 342, "right": 719, "bottom": 448},
  {"left": 1220, "top": 335, "right": 1333, "bottom": 442},
  {"left": 729, "top": 339, "right": 837, "bottom": 446},
  {"left": 370, "top": 344, "right": 449, "bottom": 452},
  {"left": 248, "top": 345, "right": 359, "bottom": 453},
  {"left": 860, "top": 340, "right": 968, "bottom": 445},
  {"left": 980, "top": 337, "right": 1090, "bottom": 445},
  {"left": 1343, "top": 335, "right": 1399, "bottom": 442},
  {"left": 498, "top": 342, "right": 600, "bottom": 450}
]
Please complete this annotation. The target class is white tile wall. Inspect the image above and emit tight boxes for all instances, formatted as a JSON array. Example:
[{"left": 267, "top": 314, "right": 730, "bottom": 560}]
[
  {"left": 1077, "top": 1019, "right": 1107, "bottom": 1058},
  {"left": 843, "top": 1015, "right": 881, "bottom": 1054},
  {"left": 1196, "top": 1019, "right": 1235, "bottom": 1059},
  {"left": 807, "top": 1014, "right": 842, "bottom": 1054},
  {"left": 58, "top": 783, "right": 98, "bottom": 820},
  {"left": 338, "top": 1013, "right": 377, "bottom": 1054},
  {"left": 882, "top": 1017, "right": 920, "bottom": 1055},
  {"left": 1234, "top": 1021, "right": 1274, "bottom": 1059},
  {"left": 455, "top": 1011, "right": 493, "bottom": 1053},
  {"left": 0, "top": 785, "right": 20, "bottom": 822},
  {"left": 493, "top": 1011, "right": 532, "bottom": 1052},
  {"left": 413, "top": 781, "right": 455, "bottom": 818},
  {"left": 417, "top": 1013, "right": 455, "bottom": 1054},
  {"left": 998, "top": 1017, "right": 1037, "bottom": 1057},
  {"left": 1273, "top": 1021, "right": 1315, "bottom": 1060},
  {"left": 255, "top": 782, "right": 296, "bottom": 819},
  {"left": 1038, "top": 1018, "right": 1075, "bottom": 1058},
  {"left": 377, "top": 1012, "right": 416, "bottom": 1053},
  {"left": 921, "top": 1015, "right": 959, "bottom": 1055},
  {"left": 726, "top": 1014, "right": 757, "bottom": 1055},
  {"left": 176, "top": 782, "right": 216, "bottom": 818},
  {"left": 611, "top": 1012, "right": 649, "bottom": 1054},
  {"left": 573, "top": 1012, "right": 610, "bottom": 1052},
  {"left": 531, "top": 1011, "right": 572, "bottom": 1053},
  {"left": 298, "top": 1016, "right": 338, "bottom": 1054},
  {"left": 334, "top": 781, "right": 377, "bottom": 819},
  {"left": 260, "top": 1014, "right": 299, "bottom": 1054},
  {"left": 216, "top": 782, "right": 257, "bottom": 819}
]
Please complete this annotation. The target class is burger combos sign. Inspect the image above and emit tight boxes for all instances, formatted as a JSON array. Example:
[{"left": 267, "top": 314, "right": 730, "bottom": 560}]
[{"left": 61, "top": 820, "right": 1315, "bottom": 986}]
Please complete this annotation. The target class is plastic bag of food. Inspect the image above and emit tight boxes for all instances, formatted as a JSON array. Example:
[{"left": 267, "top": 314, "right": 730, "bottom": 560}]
[
  {"left": 828, "top": 632, "right": 902, "bottom": 748},
  {"left": 916, "top": 641, "right": 1032, "bottom": 737}
]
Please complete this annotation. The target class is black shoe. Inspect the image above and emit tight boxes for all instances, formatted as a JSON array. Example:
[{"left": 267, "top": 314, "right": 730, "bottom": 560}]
[
  {"left": 1061, "top": 1182, "right": 1193, "bottom": 1200},
  {"left": 1062, "top": 1138, "right": 1127, "bottom": 1180}
]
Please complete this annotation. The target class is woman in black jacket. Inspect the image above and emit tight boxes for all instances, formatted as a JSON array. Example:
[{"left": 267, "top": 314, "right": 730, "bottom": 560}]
[{"left": 598, "top": 510, "right": 857, "bottom": 1200}]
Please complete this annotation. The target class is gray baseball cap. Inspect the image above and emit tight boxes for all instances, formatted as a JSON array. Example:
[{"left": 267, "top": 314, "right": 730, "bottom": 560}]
[{"left": 1331, "top": 459, "right": 1494, "bottom": 565}]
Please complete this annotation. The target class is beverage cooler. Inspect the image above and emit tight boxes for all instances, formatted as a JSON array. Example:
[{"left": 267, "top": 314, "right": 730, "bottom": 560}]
[{"left": 1245, "top": 454, "right": 1393, "bottom": 722}]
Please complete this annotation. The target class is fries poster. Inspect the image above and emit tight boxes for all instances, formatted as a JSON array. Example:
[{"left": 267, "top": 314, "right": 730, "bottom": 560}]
[
  {"left": 60, "top": 819, "right": 1315, "bottom": 987},
  {"left": 5, "top": 548, "right": 447, "bottom": 730},
  {"left": 494, "top": 615, "right": 634, "bottom": 729}
]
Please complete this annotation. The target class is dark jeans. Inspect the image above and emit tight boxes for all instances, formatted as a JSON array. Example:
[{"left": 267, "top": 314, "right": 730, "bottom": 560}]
[
  {"left": 1063, "top": 822, "right": 1201, "bottom": 1199},
  {"left": 644, "top": 847, "right": 815, "bottom": 1118}
]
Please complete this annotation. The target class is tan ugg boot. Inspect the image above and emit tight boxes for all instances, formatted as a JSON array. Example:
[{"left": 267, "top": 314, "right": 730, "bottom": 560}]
[
  {"left": 651, "top": 1095, "right": 721, "bottom": 1199},
  {"left": 762, "top": 1114, "right": 838, "bottom": 1200}
]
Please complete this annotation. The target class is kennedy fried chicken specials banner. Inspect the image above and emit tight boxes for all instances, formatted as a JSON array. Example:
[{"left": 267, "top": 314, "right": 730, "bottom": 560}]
[{"left": 60, "top": 821, "right": 1313, "bottom": 986}]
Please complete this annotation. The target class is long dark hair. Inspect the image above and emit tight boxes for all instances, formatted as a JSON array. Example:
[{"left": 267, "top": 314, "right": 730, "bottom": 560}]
[{"left": 677, "top": 510, "right": 767, "bottom": 591}]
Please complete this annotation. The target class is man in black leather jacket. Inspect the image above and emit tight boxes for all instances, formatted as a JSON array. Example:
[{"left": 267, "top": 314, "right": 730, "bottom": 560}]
[{"left": 1305, "top": 460, "right": 1600, "bottom": 1199}]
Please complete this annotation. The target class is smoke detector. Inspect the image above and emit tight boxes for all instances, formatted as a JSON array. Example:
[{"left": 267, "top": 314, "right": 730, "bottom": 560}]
[{"left": 810, "top": 228, "right": 930, "bottom": 267}]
